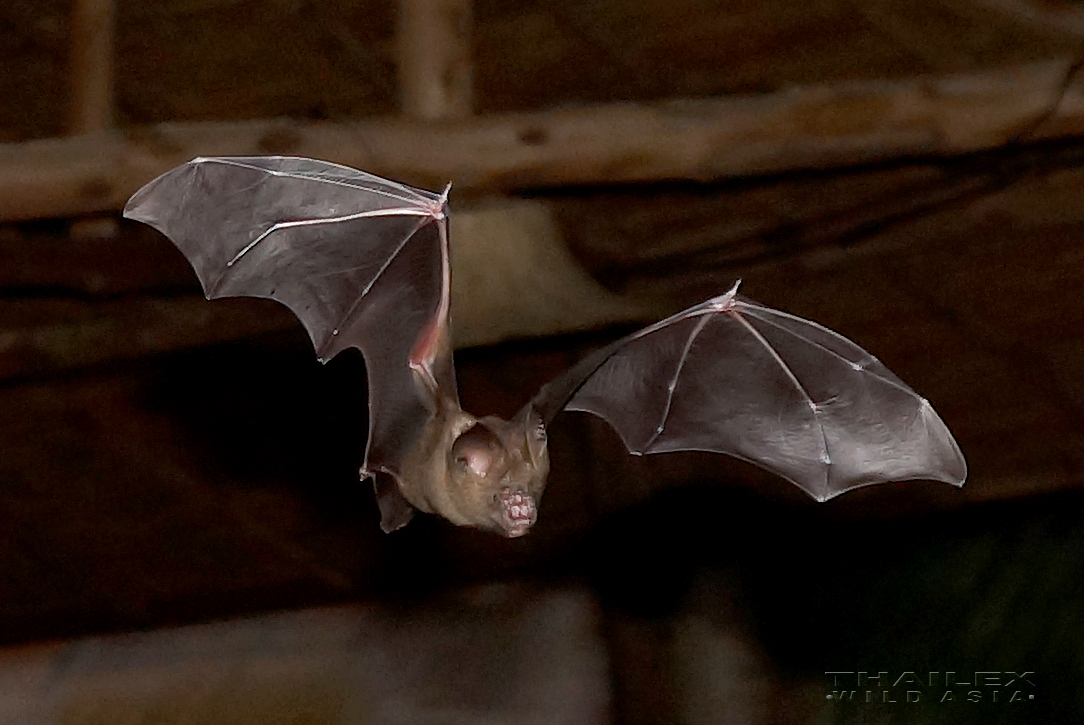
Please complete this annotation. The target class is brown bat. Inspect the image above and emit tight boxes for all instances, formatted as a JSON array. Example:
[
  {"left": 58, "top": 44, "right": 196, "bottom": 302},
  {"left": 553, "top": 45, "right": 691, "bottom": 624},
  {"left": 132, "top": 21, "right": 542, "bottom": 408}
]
[{"left": 124, "top": 157, "right": 967, "bottom": 537}]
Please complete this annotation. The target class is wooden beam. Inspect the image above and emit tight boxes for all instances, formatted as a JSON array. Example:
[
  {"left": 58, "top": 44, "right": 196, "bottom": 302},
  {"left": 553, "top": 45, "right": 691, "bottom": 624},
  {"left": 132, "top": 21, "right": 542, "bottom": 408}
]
[
  {"left": 957, "top": 0, "right": 1084, "bottom": 39},
  {"left": 1, "top": 59, "right": 1083, "bottom": 222},
  {"left": 397, "top": 0, "right": 473, "bottom": 120},
  {"left": 68, "top": 0, "right": 119, "bottom": 242},
  {"left": 0, "top": 202, "right": 665, "bottom": 381},
  {"left": 69, "top": 0, "right": 115, "bottom": 134},
  {"left": 0, "top": 296, "right": 294, "bottom": 381}
]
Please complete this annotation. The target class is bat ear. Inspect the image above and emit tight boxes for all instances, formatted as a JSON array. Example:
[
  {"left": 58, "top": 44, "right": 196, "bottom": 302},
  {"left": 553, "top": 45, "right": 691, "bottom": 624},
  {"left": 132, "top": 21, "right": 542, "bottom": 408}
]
[{"left": 451, "top": 424, "right": 503, "bottom": 478}]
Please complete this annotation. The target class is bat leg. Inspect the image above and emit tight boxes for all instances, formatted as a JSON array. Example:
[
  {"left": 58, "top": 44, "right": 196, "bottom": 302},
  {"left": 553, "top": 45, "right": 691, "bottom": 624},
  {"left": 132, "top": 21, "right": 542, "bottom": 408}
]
[{"left": 371, "top": 472, "right": 416, "bottom": 532}]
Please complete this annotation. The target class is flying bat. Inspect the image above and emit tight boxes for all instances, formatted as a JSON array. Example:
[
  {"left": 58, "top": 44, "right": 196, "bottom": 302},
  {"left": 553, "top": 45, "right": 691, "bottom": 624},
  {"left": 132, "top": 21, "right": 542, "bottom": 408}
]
[{"left": 124, "top": 157, "right": 967, "bottom": 537}]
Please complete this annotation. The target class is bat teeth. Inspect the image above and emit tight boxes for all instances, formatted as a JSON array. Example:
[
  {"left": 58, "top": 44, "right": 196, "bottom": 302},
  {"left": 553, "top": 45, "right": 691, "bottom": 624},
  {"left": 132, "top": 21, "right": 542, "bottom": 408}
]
[
  {"left": 499, "top": 490, "right": 537, "bottom": 523},
  {"left": 497, "top": 490, "right": 537, "bottom": 537}
]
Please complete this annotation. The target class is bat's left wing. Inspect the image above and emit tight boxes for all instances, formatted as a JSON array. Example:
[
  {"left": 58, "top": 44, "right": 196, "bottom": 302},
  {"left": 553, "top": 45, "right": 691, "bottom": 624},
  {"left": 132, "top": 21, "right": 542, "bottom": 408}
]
[
  {"left": 531, "top": 282, "right": 966, "bottom": 501},
  {"left": 124, "top": 157, "right": 455, "bottom": 529}
]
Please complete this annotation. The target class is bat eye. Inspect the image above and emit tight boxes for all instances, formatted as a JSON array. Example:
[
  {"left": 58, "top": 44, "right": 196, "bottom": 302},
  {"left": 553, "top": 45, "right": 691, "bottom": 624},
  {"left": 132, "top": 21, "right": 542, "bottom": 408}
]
[{"left": 451, "top": 424, "right": 502, "bottom": 477}]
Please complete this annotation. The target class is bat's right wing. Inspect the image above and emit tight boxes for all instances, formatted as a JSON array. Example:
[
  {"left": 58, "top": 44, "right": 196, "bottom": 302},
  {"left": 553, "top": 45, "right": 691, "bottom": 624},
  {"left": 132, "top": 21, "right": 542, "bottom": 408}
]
[
  {"left": 531, "top": 282, "right": 966, "bottom": 502},
  {"left": 124, "top": 157, "right": 455, "bottom": 528}
]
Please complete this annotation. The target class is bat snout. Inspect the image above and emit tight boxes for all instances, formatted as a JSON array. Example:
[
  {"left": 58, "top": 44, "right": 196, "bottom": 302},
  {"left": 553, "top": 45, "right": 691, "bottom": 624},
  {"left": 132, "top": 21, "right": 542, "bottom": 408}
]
[{"left": 496, "top": 488, "right": 537, "bottom": 538}]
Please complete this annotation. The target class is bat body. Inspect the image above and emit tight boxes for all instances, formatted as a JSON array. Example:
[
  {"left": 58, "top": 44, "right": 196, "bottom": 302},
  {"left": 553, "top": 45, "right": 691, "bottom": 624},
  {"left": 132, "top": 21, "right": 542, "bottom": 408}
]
[{"left": 125, "top": 157, "right": 966, "bottom": 537}]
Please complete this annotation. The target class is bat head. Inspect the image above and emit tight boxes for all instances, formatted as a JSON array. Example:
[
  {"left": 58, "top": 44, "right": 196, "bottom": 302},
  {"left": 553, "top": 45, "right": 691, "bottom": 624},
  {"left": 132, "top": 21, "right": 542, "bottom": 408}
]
[{"left": 446, "top": 405, "right": 549, "bottom": 537}]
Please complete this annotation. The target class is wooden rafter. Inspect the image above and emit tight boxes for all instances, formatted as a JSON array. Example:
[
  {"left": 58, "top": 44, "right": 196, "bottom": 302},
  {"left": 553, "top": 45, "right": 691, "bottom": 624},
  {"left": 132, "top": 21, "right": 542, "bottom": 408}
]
[
  {"left": 69, "top": 0, "right": 115, "bottom": 134},
  {"left": 397, "top": 0, "right": 473, "bottom": 120},
  {"left": 0, "top": 58, "right": 1081, "bottom": 223}
]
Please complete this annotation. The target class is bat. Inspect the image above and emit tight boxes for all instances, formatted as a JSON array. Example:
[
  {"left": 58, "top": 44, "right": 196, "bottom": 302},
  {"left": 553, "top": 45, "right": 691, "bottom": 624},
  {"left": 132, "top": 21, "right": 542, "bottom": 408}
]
[{"left": 124, "top": 156, "right": 967, "bottom": 537}]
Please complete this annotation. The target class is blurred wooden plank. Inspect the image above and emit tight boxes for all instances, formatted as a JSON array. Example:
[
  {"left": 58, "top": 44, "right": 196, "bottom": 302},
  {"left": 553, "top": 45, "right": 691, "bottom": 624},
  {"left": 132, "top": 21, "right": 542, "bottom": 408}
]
[
  {"left": 397, "top": 0, "right": 473, "bottom": 120},
  {"left": 957, "top": 0, "right": 1084, "bottom": 38},
  {"left": 0, "top": 295, "right": 296, "bottom": 381},
  {"left": 69, "top": 0, "right": 114, "bottom": 134},
  {"left": 0, "top": 201, "right": 664, "bottom": 382},
  {"left": 555, "top": 142, "right": 1084, "bottom": 291},
  {"left": 1, "top": 59, "right": 1083, "bottom": 221},
  {"left": 0, "top": 586, "right": 609, "bottom": 724},
  {"left": 0, "top": 222, "right": 192, "bottom": 294}
]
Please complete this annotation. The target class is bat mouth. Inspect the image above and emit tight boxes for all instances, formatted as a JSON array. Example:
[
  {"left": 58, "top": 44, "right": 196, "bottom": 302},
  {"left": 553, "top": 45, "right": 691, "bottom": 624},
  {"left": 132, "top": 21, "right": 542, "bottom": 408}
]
[{"left": 497, "top": 489, "right": 536, "bottom": 538}]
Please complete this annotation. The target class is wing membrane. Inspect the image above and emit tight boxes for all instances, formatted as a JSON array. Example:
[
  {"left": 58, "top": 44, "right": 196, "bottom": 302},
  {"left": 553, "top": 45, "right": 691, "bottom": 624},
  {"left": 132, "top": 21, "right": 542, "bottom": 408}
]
[
  {"left": 549, "top": 288, "right": 966, "bottom": 501},
  {"left": 124, "top": 156, "right": 453, "bottom": 482}
]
